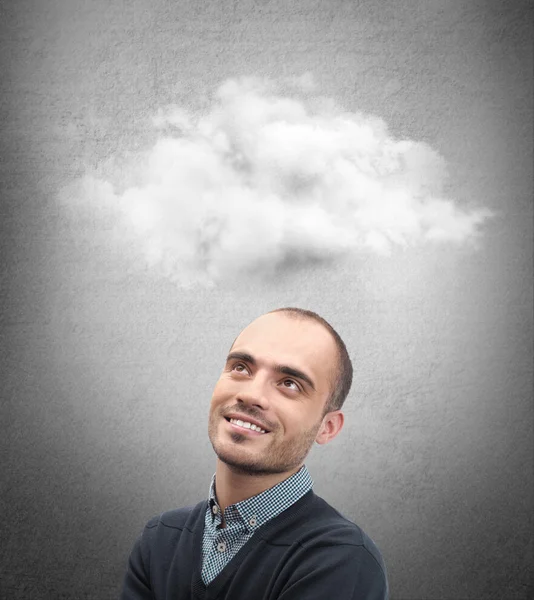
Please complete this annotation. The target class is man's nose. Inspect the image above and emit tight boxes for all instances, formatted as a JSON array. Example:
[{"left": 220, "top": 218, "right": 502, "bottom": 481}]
[{"left": 236, "top": 374, "right": 271, "bottom": 409}]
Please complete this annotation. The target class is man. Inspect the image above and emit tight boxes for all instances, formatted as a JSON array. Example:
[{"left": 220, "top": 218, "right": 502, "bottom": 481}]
[{"left": 121, "top": 307, "right": 388, "bottom": 599}]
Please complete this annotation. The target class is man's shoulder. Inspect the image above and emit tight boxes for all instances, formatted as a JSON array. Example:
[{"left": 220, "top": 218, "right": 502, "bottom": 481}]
[
  {"left": 144, "top": 499, "right": 206, "bottom": 532},
  {"left": 280, "top": 492, "right": 386, "bottom": 570},
  {"left": 256, "top": 491, "right": 388, "bottom": 594}
]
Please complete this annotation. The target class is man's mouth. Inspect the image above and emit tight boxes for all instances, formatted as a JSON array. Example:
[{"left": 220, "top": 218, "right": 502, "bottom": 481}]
[{"left": 224, "top": 417, "right": 269, "bottom": 435}]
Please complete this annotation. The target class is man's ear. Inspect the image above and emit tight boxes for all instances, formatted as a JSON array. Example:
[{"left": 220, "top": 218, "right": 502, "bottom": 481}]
[{"left": 315, "top": 411, "right": 344, "bottom": 445}]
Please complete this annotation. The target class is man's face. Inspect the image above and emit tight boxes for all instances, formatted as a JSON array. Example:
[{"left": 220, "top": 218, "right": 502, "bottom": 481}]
[{"left": 208, "top": 312, "right": 338, "bottom": 476}]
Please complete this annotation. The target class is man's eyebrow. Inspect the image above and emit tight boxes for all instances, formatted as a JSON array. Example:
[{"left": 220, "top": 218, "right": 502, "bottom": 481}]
[
  {"left": 226, "top": 351, "right": 256, "bottom": 366},
  {"left": 275, "top": 365, "right": 316, "bottom": 391},
  {"left": 226, "top": 351, "right": 316, "bottom": 391}
]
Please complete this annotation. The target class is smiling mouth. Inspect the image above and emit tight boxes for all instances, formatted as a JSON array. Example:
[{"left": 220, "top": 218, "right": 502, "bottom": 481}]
[{"left": 224, "top": 417, "right": 269, "bottom": 435}]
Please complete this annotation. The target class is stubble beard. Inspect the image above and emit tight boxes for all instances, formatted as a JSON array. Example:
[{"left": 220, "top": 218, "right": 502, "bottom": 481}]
[{"left": 208, "top": 412, "right": 322, "bottom": 476}]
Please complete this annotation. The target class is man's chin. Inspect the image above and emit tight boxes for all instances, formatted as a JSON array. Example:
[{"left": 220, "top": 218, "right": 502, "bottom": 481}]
[
  {"left": 216, "top": 450, "right": 257, "bottom": 474},
  {"left": 211, "top": 442, "right": 261, "bottom": 472},
  {"left": 216, "top": 446, "right": 292, "bottom": 477}
]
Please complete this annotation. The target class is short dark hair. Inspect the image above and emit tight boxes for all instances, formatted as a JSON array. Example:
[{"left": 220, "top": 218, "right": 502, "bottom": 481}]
[{"left": 268, "top": 307, "right": 353, "bottom": 415}]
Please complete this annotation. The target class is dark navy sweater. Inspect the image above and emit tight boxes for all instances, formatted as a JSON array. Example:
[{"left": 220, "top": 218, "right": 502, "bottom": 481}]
[{"left": 121, "top": 490, "right": 388, "bottom": 599}]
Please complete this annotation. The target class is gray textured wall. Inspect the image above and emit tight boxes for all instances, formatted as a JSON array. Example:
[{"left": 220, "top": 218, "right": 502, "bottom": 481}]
[{"left": 1, "top": 1, "right": 532, "bottom": 599}]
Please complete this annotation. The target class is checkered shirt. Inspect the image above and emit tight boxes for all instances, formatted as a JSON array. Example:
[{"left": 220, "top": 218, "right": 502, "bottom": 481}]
[{"left": 201, "top": 464, "right": 313, "bottom": 585}]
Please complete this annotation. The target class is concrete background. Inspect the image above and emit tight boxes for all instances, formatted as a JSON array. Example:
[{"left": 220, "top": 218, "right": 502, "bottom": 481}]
[{"left": 1, "top": 1, "right": 532, "bottom": 598}]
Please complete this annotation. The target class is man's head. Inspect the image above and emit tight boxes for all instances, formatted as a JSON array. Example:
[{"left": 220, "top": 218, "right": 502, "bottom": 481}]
[{"left": 208, "top": 308, "right": 353, "bottom": 477}]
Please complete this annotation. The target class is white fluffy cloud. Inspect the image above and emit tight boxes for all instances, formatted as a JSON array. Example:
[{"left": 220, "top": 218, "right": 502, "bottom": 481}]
[{"left": 64, "top": 76, "right": 492, "bottom": 286}]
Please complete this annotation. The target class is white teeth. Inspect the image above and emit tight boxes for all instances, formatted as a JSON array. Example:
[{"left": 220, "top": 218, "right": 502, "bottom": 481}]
[{"left": 229, "top": 418, "right": 266, "bottom": 434}]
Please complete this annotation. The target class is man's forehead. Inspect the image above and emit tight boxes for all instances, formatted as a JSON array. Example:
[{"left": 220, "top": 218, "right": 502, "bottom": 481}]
[
  {"left": 235, "top": 312, "right": 321, "bottom": 340},
  {"left": 231, "top": 313, "right": 336, "bottom": 364}
]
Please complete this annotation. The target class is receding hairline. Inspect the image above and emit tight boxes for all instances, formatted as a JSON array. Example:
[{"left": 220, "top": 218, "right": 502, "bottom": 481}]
[
  {"left": 267, "top": 308, "right": 340, "bottom": 348},
  {"left": 230, "top": 310, "right": 338, "bottom": 353}
]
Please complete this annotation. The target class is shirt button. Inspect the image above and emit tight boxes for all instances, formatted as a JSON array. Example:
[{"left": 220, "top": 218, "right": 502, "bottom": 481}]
[
  {"left": 212, "top": 505, "right": 219, "bottom": 515},
  {"left": 217, "top": 541, "right": 226, "bottom": 552},
  {"left": 249, "top": 516, "right": 257, "bottom": 527}
]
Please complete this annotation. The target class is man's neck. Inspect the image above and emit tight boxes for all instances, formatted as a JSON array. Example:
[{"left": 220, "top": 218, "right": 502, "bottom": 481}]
[{"left": 214, "top": 460, "right": 303, "bottom": 514}]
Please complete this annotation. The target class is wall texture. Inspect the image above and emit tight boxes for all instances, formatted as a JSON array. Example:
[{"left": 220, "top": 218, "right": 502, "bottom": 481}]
[{"left": 1, "top": 1, "right": 532, "bottom": 598}]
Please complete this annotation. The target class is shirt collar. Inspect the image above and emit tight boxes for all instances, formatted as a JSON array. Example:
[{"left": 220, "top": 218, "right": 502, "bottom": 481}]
[{"left": 207, "top": 465, "right": 313, "bottom": 531}]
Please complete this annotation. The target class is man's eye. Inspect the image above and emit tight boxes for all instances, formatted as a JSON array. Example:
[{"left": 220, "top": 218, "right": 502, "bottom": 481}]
[
  {"left": 233, "top": 363, "right": 249, "bottom": 374},
  {"left": 282, "top": 379, "right": 299, "bottom": 391}
]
